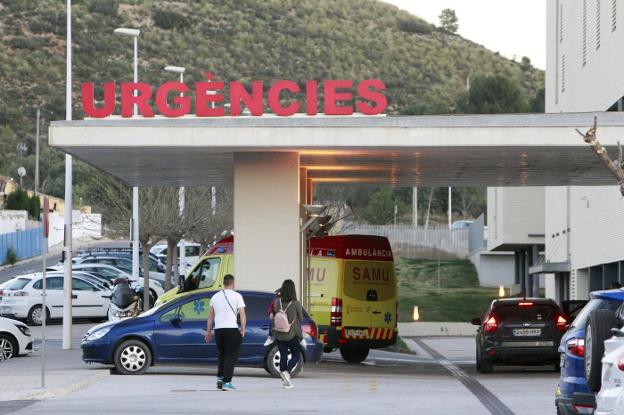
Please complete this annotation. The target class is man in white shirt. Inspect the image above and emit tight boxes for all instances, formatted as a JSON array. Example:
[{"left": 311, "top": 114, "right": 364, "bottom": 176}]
[{"left": 205, "top": 274, "right": 246, "bottom": 391}]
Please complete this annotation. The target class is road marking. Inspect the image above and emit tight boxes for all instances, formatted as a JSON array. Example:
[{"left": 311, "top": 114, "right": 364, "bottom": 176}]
[{"left": 407, "top": 338, "right": 515, "bottom": 415}]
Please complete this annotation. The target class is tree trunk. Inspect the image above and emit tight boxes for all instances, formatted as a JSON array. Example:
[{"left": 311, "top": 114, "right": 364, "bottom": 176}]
[
  {"left": 165, "top": 239, "right": 176, "bottom": 291},
  {"left": 199, "top": 241, "right": 208, "bottom": 257},
  {"left": 141, "top": 241, "right": 154, "bottom": 311},
  {"left": 424, "top": 188, "right": 434, "bottom": 229}
]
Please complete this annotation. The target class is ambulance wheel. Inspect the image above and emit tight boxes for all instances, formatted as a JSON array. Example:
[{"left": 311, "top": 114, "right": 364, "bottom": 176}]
[
  {"left": 265, "top": 345, "right": 303, "bottom": 378},
  {"left": 339, "top": 347, "right": 369, "bottom": 363}
]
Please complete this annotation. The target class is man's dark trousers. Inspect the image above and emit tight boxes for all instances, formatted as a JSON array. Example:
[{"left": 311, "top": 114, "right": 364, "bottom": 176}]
[{"left": 215, "top": 328, "right": 242, "bottom": 383}]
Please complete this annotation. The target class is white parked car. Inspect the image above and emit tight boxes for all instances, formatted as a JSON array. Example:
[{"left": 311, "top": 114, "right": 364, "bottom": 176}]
[
  {"left": 49, "top": 263, "right": 164, "bottom": 302},
  {"left": 0, "top": 316, "right": 33, "bottom": 361},
  {"left": 0, "top": 273, "right": 111, "bottom": 325},
  {"left": 150, "top": 242, "right": 201, "bottom": 273},
  {"left": 595, "top": 329, "right": 624, "bottom": 415}
]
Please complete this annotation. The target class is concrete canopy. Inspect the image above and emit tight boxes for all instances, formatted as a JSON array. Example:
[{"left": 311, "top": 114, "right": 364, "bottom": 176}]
[{"left": 49, "top": 112, "right": 624, "bottom": 188}]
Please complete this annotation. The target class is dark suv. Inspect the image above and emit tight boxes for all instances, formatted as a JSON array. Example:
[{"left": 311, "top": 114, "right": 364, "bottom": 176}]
[{"left": 472, "top": 298, "right": 567, "bottom": 373}]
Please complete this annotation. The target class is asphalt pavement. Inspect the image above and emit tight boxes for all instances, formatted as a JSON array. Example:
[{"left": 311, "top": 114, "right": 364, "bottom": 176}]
[{"left": 0, "top": 323, "right": 561, "bottom": 415}]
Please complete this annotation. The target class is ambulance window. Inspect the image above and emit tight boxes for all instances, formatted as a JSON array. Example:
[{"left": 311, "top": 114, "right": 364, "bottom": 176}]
[{"left": 197, "top": 258, "right": 221, "bottom": 289}]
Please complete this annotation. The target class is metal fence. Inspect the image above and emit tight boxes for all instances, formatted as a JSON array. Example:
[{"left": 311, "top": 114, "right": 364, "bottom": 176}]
[
  {"left": 339, "top": 223, "right": 469, "bottom": 259},
  {"left": 0, "top": 226, "right": 44, "bottom": 265}
]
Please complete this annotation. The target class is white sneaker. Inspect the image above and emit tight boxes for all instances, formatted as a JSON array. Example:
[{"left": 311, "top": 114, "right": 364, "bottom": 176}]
[
  {"left": 263, "top": 337, "right": 274, "bottom": 347},
  {"left": 282, "top": 371, "right": 293, "bottom": 389}
]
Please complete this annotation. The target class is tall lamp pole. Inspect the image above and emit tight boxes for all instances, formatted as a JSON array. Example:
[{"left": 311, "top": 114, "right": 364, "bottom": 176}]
[
  {"left": 164, "top": 66, "right": 186, "bottom": 280},
  {"left": 62, "top": 0, "right": 73, "bottom": 351},
  {"left": 114, "top": 28, "right": 141, "bottom": 286}
]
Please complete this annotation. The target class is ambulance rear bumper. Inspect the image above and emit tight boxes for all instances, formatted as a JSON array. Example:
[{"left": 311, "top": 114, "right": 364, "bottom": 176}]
[{"left": 319, "top": 325, "right": 397, "bottom": 350}]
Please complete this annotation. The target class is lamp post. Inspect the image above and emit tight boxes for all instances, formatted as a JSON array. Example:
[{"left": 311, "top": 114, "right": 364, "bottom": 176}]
[
  {"left": 114, "top": 27, "right": 141, "bottom": 286},
  {"left": 62, "top": 0, "right": 73, "bottom": 351},
  {"left": 164, "top": 65, "right": 187, "bottom": 279}
]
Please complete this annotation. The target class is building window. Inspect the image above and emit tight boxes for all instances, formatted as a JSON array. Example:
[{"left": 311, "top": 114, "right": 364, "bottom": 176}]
[
  {"left": 613, "top": 0, "right": 618, "bottom": 32},
  {"left": 560, "top": 3, "right": 564, "bottom": 42},
  {"left": 596, "top": 0, "right": 602, "bottom": 49},
  {"left": 583, "top": 0, "right": 588, "bottom": 66},
  {"left": 561, "top": 54, "right": 566, "bottom": 93}
]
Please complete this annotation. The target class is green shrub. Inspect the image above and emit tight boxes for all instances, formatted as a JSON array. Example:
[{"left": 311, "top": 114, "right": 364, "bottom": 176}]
[
  {"left": 6, "top": 188, "right": 30, "bottom": 211},
  {"left": 398, "top": 17, "right": 434, "bottom": 35},
  {"left": 152, "top": 9, "right": 189, "bottom": 30},
  {"left": 4, "top": 247, "right": 18, "bottom": 266},
  {"left": 29, "top": 195, "right": 41, "bottom": 220}
]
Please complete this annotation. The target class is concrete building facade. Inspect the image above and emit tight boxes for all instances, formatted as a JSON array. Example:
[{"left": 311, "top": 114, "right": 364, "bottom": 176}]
[{"left": 509, "top": 0, "right": 624, "bottom": 302}]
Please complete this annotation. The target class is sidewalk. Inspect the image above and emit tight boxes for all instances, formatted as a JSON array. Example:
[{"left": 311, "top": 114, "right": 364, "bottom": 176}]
[
  {"left": 0, "top": 323, "right": 106, "bottom": 402},
  {"left": 0, "top": 346, "right": 108, "bottom": 401}
]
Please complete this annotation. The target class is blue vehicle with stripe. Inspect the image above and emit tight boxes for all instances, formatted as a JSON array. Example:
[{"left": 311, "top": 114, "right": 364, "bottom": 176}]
[{"left": 81, "top": 290, "right": 323, "bottom": 378}]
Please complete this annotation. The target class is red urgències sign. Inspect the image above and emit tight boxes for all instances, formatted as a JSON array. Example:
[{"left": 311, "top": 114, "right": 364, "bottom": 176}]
[{"left": 81, "top": 73, "right": 387, "bottom": 118}]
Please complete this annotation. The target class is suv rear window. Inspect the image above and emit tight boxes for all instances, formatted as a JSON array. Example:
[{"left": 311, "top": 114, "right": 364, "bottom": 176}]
[{"left": 494, "top": 304, "right": 558, "bottom": 322}]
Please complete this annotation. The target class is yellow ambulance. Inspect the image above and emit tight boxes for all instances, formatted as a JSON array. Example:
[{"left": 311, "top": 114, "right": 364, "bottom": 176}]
[{"left": 155, "top": 235, "right": 398, "bottom": 363}]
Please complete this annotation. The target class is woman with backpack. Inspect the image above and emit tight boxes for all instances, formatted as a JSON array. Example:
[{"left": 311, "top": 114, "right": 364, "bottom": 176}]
[{"left": 272, "top": 279, "right": 305, "bottom": 389}]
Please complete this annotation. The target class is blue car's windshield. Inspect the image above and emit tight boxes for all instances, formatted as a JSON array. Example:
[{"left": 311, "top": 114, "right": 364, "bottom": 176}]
[{"left": 571, "top": 298, "right": 621, "bottom": 329}]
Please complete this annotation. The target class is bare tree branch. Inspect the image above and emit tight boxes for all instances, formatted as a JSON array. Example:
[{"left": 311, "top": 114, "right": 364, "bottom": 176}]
[{"left": 577, "top": 116, "right": 624, "bottom": 196}]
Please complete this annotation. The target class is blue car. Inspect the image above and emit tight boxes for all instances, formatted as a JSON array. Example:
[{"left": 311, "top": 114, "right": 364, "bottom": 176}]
[
  {"left": 81, "top": 290, "right": 323, "bottom": 377},
  {"left": 556, "top": 289, "right": 624, "bottom": 414}
]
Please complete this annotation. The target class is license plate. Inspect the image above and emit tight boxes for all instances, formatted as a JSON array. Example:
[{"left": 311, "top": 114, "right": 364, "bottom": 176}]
[
  {"left": 513, "top": 328, "right": 541, "bottom": 336},
  {"left": 345, "top": 329, "right": 368, "bottom": 338}
]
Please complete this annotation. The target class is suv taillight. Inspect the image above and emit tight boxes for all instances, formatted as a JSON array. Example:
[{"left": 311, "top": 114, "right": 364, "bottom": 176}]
[
  {"left": 556, "top": 315, "right": 568, "bottom": 333},
  {"left": 567, "top": 338, "right": 585, "bottom": 357},
  {"left": 331, "top": 297, "right": 343, "bottom": 326},
  {"left": 484, "top": 316, "right": 498, "bottom": 333},
  {"left": 302, "top": 322, "right": 318, "bottom": 339}
]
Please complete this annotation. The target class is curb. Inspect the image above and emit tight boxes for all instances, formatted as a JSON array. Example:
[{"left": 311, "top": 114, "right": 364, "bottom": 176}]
[{"left": 7, "top": 370, "right": 109, "bottom": 402}]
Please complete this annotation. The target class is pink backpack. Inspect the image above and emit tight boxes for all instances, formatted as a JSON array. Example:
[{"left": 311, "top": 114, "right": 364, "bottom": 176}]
[{"left": 273, "top": 299, "right": 293, "bottom": 333}]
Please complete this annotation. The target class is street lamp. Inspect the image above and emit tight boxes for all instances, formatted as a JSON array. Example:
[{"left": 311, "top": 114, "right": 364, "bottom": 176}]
[
  {"left": 63, "top": 0, "right": 73, "bottom": 352},
  {"left": 114, "top": 27, "right": 141, "bottom": 288},
  {"left": 164, "top": 65, "right": 185, "bottom": 82},
  {"left": 164, "top": 65, "right": 186, "bottom": 280}
]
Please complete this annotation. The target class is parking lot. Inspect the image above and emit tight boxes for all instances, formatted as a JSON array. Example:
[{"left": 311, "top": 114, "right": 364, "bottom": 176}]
[{"left": 0, "top": 322, "right": 559, "bottom": 415}]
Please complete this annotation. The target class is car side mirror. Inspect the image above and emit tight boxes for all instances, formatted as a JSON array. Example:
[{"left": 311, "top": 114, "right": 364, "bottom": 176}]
[
  {"left": 170, "top": 314, "right": 182, "bottom": 325},
  {"left": 471, "top": 318, "right": 482, "bottom": 326}
]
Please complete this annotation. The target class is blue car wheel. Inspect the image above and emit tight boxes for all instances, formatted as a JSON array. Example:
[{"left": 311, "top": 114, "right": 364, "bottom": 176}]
[{"left": 114, "top": 339, "right": 152, "bottom": 375}]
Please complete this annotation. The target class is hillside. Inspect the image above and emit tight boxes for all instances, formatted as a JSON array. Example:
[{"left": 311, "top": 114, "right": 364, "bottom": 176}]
[{"left": 0, "top": 0, "right": 544, "bottom": 203}]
